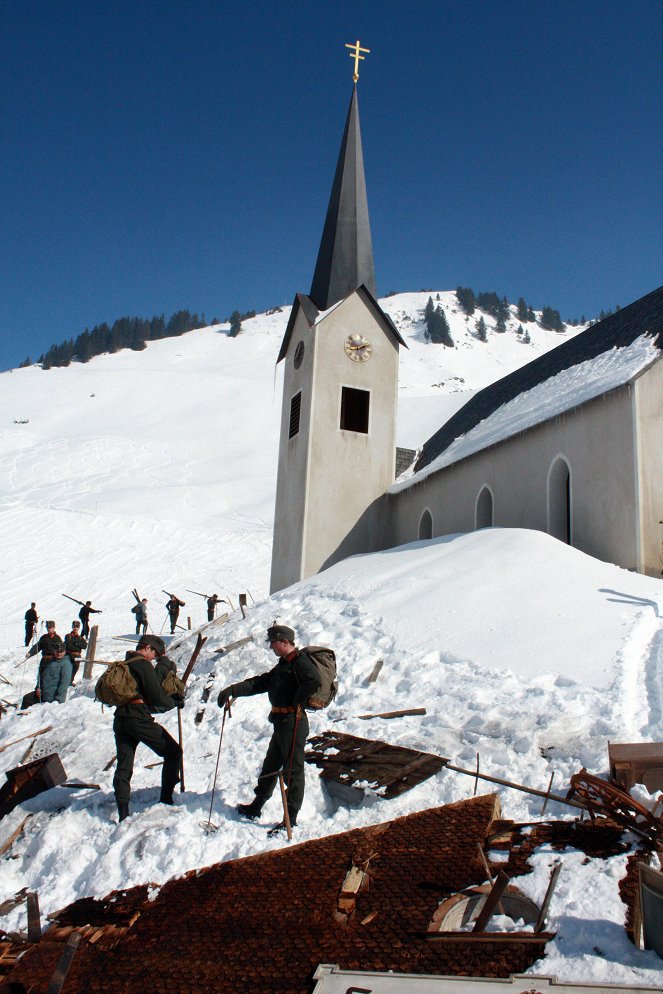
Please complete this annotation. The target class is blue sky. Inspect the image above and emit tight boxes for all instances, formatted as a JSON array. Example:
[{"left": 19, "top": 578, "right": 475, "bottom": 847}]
[{"left": 1, "top": 0, "right": 661, "bottom": 370}]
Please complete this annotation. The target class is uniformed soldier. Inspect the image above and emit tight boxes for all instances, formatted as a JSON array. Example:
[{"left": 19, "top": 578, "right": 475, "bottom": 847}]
[
  {"left": 112, "top": 634, "right": 183, "bottom": 822},
  {"left": 64, "top": 621, "right": 88, "bottom": 684},
  {"left": 78, "top": 600, "right": 102, "bottom": 637},
  {"left": 207, "top": 594, "right": 221, "bottom": 622},
  {"left": 24, "top": 603, "right": 38, "bottom": 646},
  {"left": 217, "top": 623, "right": 320, "bottom": 831},
  {"left": 26, "top": 621, "right": 69, "bottom": 702},
  {"left": 166, "top": 595, "right": 185, "bottom": 634}
]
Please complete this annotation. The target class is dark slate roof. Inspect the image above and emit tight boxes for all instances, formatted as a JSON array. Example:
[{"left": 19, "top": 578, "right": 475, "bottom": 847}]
[
  {"left": 277, "top": 284, "right": 407, "bottom": 365},
  {"left": 309, "top": 86, "right": 376, "bottom": 311},
  {"left": 415, "top": 284, "right": 663, "bottom": 472}
]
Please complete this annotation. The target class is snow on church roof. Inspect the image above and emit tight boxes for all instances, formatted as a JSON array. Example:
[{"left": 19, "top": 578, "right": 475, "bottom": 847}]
[
  {"left": 392, "top": 333, "right": 659, "bottom": 490},
  {"left": 395, "top": 284, "right": 663, "bottom": 490}
]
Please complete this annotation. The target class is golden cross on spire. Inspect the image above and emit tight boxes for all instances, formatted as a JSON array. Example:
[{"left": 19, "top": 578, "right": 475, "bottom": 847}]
[{"left": 345, "top": 39, "right": 370, "bottom": 83}]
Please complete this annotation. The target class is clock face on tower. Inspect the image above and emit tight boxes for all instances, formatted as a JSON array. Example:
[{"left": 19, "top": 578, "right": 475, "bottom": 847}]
[
  {"left": 294, "top": 340, "right": 305, "bottom": 369},
  {"left": 344, "top": 333, "right": 372, "bottom": 362}
]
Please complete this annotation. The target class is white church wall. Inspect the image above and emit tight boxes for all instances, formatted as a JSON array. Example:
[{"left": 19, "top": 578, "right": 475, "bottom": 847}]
[
  {"left": 271, "top": 292, "right": 399, "bottom": 592},
  {"left": 271, "top": 306, "right": 315, "bottom": 593},
  {"left": 389, "top": 386, "right": 640, "bottom": 571},
  {"left": 302, "top": 293, "right": 398, "bottom": 579},
  {"left": 634, "top": 357, "right": 663, "bottom": 575}
]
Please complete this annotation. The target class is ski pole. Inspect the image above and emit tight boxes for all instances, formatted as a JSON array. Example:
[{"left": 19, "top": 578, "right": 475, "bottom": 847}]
[
  {"left": 178, "top": 707, "right": 185, "bottom": 792},
  {"left": 205, "top": 699, "right": 232, "bottom": 829}
]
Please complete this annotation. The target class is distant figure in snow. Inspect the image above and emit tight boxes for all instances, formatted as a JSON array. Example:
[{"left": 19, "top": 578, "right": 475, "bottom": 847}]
[
  {"left": 207, "top": 594, "right": 222, "bottom": 622},
  {"left": 65, "top": 620, "right": 87, "bottom": 684},
  {"left": 78, "top": 599, "right": 102, "bottom": 637},
  {"left": 166, "top": 595, "right": 185, "bottom": 634},
  {"left": 26, "top": 620, "right": 71, "bottom": 703},
  {"left": 112, "top": 634, "right": 183, "bottom": 822},
  {"left": 24, "top": 602, "right": 38, "bottom": 646},
  {"left": 131, "top": 598, "right": 148, "bottom": 635}
]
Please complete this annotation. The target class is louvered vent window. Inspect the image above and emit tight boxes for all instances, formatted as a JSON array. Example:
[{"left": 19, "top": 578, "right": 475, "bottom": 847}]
[
  {"left": 289, "top": 391, "right": 302, "bottom": 438},
  {"left": 340, "top": 387, "right": 369, "bottom": 434}
]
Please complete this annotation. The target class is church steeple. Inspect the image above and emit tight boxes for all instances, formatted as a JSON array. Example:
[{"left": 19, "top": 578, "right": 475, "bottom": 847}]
[{"left": 308, "top": 85, "right": 376, "bottom": 311}]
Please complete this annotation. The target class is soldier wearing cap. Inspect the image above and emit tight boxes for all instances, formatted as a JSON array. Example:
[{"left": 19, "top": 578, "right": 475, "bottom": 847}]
[
  {"left": 24, "top": 602, "right": 38, "bottom": 646},
  {"left": 64, "top": 620, "right": 88, "bottom": 684},
  {"left": 78, "top": 599, "right": 102, "bottom": 638},
  {"left": 26, "top": 621, "right": 68, "bottom": 703},
  {"left": 217, "top": 623, "right": 320, "bottom": 830},
  {"left": 112, "top": 634, "right": 184, "bottom": 823}
]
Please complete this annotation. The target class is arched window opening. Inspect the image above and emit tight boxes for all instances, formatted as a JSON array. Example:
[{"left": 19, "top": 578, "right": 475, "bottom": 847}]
[
  {"left": 419, "top": 508, "right": 433, "bottom": 541},
  {"left": 475, "top": 486, "right": 494, "bottom": 529},
  {"left": 548, "top": 456, "right": 572, "bottom": 544}
]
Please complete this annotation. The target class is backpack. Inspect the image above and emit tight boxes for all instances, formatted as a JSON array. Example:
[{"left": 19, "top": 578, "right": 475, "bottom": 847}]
[
  {"left": 302, "top": 646, "right": 337, "bottom": 710},
  {"left": 161, "top": 670, "right": 186, "bottom": 697},
  {"left": 95, "top": 660, "right": 139, "bottom": 707}
]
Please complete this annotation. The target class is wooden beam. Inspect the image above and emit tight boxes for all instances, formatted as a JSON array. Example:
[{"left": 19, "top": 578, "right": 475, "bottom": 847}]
[
  {"left": 0, "top": 726, "right": 52, "bottom": 755},
  {"left": 357, "top": 708, "right": 426, "bottom": 720},
  {"left": 46, "top": 930, "right": 82, "bottom": 994},
  {"left": 83, "top": 626, "right": 99, "bottom": 679},
  {"left": 535, "top": 861, "right": 562, "bottom": 931},
  {"left": 472, "top": 870, "right": 510, "bottom": 932},
  {"left": 0, "top": 816, "right": 32, "bottom": 859},
  {"left": 26, "top": 891, "right": 41, "bottom": 942}
]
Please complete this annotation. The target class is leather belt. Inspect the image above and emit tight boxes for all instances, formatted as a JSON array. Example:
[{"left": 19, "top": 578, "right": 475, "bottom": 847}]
[{"left": 271, "top": 705, "right": 298, "bottom": 714}]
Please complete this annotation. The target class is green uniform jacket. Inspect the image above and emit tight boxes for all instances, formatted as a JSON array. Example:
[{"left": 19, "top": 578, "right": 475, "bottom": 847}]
[
  {"left": 64, "top": 632, "right": 88, "bottom": 658},
  {"left": 230, "top": 650, "right": 320, "bottom": 714},
  {"left": 115, "top": 653, "right": 177, "bottom": 719},
  {"left": 28, "top": 632, "right": 65, "bottom": 660}
]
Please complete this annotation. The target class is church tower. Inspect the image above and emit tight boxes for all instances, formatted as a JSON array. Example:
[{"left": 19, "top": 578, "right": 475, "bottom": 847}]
[{"left": 270, "top": 45, "right": 405, "bottom": 593}]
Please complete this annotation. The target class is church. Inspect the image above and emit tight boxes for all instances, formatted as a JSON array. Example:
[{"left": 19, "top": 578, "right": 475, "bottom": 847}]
[{"left": 271, "top": 62, "right": 663, "bottom": 593}]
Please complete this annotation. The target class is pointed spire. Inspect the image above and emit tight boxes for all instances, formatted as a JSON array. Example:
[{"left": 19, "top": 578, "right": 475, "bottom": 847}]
[{"left": 309, "top": 86, "right": 376, "bottom": 311}]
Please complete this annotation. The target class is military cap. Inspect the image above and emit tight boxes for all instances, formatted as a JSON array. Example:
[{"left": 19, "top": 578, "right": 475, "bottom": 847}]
[
  {"left": 137, "top": 634, "right": 166, "bottom": 655},
  {"left": 265, "top": 624, "right": 295, "bottom": 644}
]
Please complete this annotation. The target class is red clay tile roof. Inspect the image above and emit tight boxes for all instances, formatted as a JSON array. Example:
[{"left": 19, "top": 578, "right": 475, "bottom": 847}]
[{"left": 1, "top": 795, "right": 562, "bottom": 993}]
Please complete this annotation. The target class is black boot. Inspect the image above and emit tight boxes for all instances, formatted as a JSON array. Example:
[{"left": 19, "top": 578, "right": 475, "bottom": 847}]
[
  {"left": 160, "top": 789, "right": 174, "bottom": 805},
  {"left": 117, "top": 802, "right": 129, "bottom": 822},
  {"left": 236, "top": 799, "right": 263, "bottom": 820}
]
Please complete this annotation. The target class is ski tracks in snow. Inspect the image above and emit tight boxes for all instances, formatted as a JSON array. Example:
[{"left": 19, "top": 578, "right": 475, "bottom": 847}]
[{"left": 612, "top": 604, "right": 663, "bottom": 740}]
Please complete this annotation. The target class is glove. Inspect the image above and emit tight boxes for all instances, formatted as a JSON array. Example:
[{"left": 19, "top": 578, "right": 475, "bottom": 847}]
[
  {"left": 172, "top": 695, "right": 185, "bottom": 709},
  {"left": 217, "top": 686, "right": 234, "bottom": 707}
]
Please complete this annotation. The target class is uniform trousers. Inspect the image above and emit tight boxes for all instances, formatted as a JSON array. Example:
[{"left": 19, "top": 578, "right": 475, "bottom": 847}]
[
  {"left": 113, "top": 710, "right": 181, "bottom": 806},
  {"left": 254, "top": 711, "right": 309, "bottom": 817}
]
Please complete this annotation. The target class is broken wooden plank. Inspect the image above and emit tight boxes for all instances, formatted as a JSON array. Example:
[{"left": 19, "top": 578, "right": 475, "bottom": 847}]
[
  {"left": 357, "top": 707, "right": 426, "bottom": 720},
  {"left": 472, "top": 870, "right": 510, "bottom": 932},
  {"left": 535, "top": 861, "right": 562, "bottom": 932},
  {"left": 476, "top": 844, "right": 505, "bottom": 915},
  {"left": 0, "top": 726, "right": 52, "bottom": 755},
  {"left": 340, "top": 865, "right": 365, "bottom": 896},
  {"left": 214, "top": 635, "right": 254, "bottom": 656},
  {"left": 26, "top": 891, "right": 41, "bottom": 942},
  {"left": 46, "top": 930, "right": 82, "bottom": 994},
  {"left": 0, "top": 888, "right": 29, "bottom": 917},
  {"left": 367, "top": 659, "right": 383, "bottom": 684},
  {"left": 0, "top": 815, "right": 32, "bottom": 858}
]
